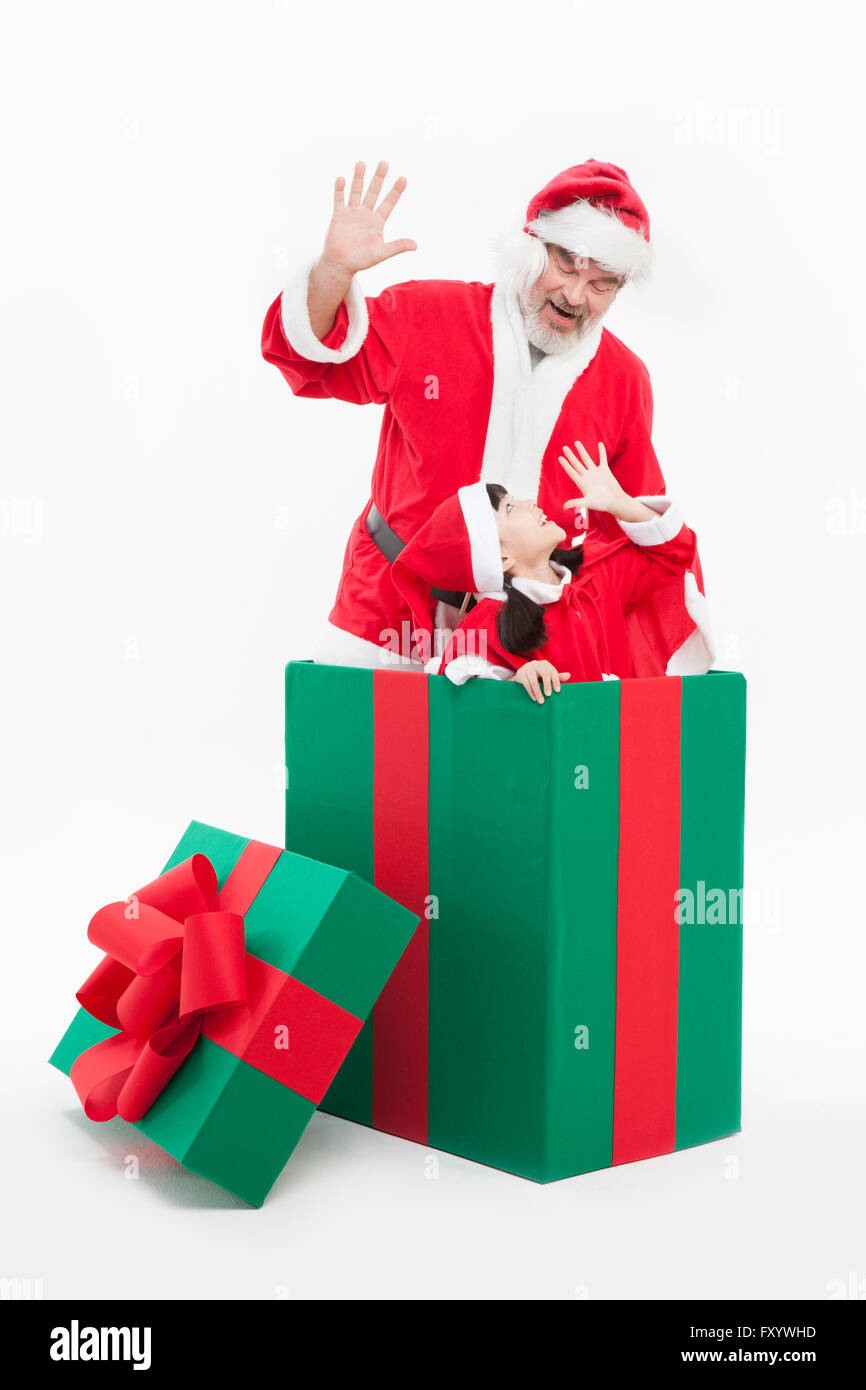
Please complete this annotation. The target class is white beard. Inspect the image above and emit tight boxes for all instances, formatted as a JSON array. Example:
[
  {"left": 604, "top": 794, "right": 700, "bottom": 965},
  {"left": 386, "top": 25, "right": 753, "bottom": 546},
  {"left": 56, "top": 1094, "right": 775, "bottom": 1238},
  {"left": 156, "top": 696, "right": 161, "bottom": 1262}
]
[{"left": 519, "top": 287, "right": 609, "bottom": 357}]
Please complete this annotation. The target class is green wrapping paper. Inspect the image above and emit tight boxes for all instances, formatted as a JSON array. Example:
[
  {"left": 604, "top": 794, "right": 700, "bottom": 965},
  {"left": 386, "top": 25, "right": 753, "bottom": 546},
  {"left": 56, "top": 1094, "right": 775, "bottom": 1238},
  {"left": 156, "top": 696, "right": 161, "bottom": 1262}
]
[
  {"left": 285, "top": 662, "right": 747, "bottom": 1182},
  {"left": 50, "top": 820, "right": 418, "bottom": 1205}
]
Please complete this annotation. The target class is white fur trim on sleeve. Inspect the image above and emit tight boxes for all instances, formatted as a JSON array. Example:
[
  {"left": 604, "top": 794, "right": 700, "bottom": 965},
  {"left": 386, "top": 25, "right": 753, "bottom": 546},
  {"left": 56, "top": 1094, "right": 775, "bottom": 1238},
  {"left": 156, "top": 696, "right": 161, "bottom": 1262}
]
[
  {"left": 665, "top": 571, "right": 716, "bottom": 676},
  {"left": 279, "top": 255, "right": 370, "bottom": 364},
  {"left": 441, "top": 653, "right": 514, "bottom": 686},
  {"left": 615, "top": 495, "right": 684, "bottom": 546}
]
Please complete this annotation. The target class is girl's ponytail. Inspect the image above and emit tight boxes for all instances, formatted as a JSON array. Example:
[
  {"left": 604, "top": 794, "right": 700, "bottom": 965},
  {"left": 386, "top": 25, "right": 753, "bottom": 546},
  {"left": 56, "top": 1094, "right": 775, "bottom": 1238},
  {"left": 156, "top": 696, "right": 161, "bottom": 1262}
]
[{"left": 498, "top": 576, "right": 547, "bottom": 655}]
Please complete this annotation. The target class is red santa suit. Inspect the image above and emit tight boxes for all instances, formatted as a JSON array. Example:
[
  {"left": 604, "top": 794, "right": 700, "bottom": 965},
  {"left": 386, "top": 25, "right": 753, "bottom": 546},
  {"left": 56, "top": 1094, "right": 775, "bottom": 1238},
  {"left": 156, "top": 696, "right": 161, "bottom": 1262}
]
[
  {"left": 262, "top": 159, "right": 713, "bottom": 675},
  {"left": 436, "top": 496, "right": 700, "bottom": 685}
]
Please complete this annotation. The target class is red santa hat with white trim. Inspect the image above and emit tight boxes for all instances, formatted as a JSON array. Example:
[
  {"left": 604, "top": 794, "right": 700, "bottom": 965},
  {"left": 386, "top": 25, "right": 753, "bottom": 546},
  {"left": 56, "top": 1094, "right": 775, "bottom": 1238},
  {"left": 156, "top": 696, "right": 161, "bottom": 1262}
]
[
  {"left": 391, "top": 482, "right": 503, "bottom": 655},
  {"left": 497, "top": 158, "right": 652, "bottom": 291}
]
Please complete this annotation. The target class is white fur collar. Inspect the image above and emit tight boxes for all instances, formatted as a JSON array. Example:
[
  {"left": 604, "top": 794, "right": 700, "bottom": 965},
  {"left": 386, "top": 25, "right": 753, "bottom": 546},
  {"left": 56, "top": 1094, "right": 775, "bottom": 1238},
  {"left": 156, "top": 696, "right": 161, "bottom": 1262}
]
[
  {"left": 480, "top": 560, "right": 571, "bottom": 606},
  {"left": 480, "top": 280, "right": 605, "bottom": 501},
  {"left": 511, "top": 559, "right": 572, "bottom": 605}
]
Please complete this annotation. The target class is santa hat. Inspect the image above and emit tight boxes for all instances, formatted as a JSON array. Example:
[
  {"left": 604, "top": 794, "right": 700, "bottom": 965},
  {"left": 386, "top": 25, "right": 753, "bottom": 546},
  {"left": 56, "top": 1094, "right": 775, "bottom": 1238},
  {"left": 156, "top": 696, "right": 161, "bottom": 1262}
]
[
  {"left": 495, "top": 158, "right": 652, "bottom": 295},
  {"left": 391, "top": 482, "right": 503, "bottom": 653}
]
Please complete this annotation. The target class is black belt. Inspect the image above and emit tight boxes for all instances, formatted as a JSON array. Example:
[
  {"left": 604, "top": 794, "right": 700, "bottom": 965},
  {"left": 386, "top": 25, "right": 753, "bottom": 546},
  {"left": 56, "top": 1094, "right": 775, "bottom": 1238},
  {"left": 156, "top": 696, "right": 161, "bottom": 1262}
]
[{"left": 366, "top": 502, "right": 476, "bottom": 612}]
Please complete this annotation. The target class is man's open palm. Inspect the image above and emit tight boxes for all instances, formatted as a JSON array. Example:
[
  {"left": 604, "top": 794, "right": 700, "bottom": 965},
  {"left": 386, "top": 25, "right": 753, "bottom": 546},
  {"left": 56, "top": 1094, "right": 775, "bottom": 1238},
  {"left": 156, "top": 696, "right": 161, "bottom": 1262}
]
[{"left": 322, "top": 160, "right": 417, "bottom": 275}]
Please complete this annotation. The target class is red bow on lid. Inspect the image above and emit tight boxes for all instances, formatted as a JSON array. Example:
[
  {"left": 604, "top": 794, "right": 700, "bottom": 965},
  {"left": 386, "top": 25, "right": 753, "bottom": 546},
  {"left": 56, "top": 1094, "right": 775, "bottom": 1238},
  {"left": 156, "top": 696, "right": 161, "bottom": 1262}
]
[{"left": 70, "top": 854, "right": 247, "bottom": 1123}]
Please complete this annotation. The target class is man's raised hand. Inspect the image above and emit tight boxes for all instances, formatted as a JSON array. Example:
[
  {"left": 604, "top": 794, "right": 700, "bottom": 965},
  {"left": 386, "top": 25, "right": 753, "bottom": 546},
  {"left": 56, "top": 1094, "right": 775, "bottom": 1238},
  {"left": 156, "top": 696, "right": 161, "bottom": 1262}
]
[{"left": 321, "top": 160, "right": 418, "bottom": 276}]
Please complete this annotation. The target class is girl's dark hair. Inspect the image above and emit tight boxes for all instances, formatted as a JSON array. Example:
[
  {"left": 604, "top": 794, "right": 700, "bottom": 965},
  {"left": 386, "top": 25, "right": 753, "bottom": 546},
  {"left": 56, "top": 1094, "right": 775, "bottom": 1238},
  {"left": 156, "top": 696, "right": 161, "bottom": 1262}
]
[{"left": 486, "top": 483, "right": 584, "bottom": 656}]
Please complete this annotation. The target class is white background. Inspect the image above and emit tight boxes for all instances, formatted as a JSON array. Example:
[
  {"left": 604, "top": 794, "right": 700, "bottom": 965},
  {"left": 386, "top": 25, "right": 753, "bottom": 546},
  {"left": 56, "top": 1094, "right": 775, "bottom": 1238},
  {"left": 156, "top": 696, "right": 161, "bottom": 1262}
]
[{"left": 2, "top": 0, "right": 864, "bottom": 1300}]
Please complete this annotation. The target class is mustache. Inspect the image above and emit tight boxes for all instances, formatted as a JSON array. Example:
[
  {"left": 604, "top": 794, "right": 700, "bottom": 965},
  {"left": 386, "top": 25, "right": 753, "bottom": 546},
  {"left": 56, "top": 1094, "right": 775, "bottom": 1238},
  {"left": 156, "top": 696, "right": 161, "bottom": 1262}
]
[{"left": 547, "top": 297, "right": 589, "bottom": 319}]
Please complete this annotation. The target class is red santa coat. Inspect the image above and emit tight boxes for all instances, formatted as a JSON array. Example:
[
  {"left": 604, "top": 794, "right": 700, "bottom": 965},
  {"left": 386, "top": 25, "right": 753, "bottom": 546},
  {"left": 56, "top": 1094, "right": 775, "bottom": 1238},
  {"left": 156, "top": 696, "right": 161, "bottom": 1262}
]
[
  {"left": 436, "top": 496, "right": 699, "bottom": 684},
  {"left": 262, "top": 265, "right": 713, "bottom": 675}
]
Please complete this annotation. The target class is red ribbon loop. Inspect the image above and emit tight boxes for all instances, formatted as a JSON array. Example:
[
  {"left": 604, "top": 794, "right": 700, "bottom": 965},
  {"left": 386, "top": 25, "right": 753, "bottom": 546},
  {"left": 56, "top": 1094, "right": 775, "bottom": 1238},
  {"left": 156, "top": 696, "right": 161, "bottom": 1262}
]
[
  {"left": 70, "top": 855, "right": 249, "bottom": 1123},
  {"left": 178, "top": 911, "right": 246, "bottom": 1022}
]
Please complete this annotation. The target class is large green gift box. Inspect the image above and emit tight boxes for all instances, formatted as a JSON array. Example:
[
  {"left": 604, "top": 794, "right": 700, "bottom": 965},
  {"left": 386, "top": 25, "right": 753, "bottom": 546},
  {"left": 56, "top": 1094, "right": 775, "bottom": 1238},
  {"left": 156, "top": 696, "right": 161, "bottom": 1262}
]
[
  {"left": 49, "top": 821, "right": 418, "bottom": 1206},
  {"left": 285, "top": 662, "right": 747, "bottom": 1183}
]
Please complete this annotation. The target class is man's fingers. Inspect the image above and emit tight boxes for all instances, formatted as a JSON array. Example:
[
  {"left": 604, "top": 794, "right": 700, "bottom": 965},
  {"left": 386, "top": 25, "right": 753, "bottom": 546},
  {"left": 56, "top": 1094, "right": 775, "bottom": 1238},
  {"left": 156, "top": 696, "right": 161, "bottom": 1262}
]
[
  {"left": 361, "top": 160, "right": 389, "bottom": 210},
  {"left": 347, "top": 160, "right": 366, "bottom": 206},
  {"left": 379, "top": 238, "right": 418, "bottom": 261},
  {"left": 332, "top": 176, "right": 347, "bottom": 212},
  {"left": 376, "top": 175, "right": 408, "bottom": 221}
]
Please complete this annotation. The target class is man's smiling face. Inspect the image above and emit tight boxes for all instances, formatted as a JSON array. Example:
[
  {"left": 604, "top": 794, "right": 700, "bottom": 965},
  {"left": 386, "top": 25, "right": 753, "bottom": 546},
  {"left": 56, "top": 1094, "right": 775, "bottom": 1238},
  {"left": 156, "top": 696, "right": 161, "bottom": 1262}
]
[{"left": 520, "top": 244, "right": 624, "bottom": 355}]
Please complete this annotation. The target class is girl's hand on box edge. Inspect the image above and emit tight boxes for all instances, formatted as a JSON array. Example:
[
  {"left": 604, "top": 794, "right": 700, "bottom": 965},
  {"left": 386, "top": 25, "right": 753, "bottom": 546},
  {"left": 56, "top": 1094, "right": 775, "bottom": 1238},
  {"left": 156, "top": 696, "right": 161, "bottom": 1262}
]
[{"left": 512, "top": 661, "right": 571, "bottom": 703}]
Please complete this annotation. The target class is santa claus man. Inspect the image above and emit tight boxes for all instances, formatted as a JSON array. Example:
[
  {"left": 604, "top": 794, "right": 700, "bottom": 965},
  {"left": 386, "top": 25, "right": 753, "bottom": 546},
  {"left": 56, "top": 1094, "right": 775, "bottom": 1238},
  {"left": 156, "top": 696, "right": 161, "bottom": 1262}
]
[{"left": 262, "top": 157, "right": 713, "bottom": 675}]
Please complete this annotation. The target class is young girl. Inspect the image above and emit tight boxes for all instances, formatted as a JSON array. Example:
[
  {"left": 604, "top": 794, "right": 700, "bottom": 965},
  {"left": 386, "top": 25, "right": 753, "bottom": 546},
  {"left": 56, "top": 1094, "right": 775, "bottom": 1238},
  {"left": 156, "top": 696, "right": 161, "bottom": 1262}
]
[{"left": 391, "top": 441, "right": 712, "bottom": 701}]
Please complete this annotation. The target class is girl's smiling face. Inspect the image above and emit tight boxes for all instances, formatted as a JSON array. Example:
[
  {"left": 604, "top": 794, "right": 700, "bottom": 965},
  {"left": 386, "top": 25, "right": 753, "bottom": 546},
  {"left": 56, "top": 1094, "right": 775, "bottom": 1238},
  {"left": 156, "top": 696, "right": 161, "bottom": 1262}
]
[{"left": 494, "top": 493, "right": 567, "bottom": 575}]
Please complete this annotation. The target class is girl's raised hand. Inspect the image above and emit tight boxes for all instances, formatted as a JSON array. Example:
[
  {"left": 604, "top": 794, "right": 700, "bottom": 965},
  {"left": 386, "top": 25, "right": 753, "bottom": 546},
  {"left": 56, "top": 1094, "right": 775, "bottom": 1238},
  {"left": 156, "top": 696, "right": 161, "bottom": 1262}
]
[{"left": 557, "top": 440, "right": 624, "bottom": 515}]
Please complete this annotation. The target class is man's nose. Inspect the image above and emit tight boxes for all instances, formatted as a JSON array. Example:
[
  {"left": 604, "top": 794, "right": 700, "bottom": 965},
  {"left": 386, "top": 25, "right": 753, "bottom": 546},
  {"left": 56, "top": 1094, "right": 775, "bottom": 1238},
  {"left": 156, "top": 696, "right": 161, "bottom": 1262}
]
[{"left": 562, "top": 280, "right": 589, "bottom": 308}]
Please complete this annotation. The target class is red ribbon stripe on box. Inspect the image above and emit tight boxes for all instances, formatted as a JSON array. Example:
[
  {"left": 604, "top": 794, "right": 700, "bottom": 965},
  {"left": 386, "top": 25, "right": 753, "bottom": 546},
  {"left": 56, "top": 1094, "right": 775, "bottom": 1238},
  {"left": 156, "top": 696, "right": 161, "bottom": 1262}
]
[
  {"left": 371, "top": 668, "right": 430, "bottom": 1143},
  {"left": 612, "top": 676, "right": 681, "bottom": 1165},
  {"left": 70, "top": 842, "right": 363, "bottom": 1123}
]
